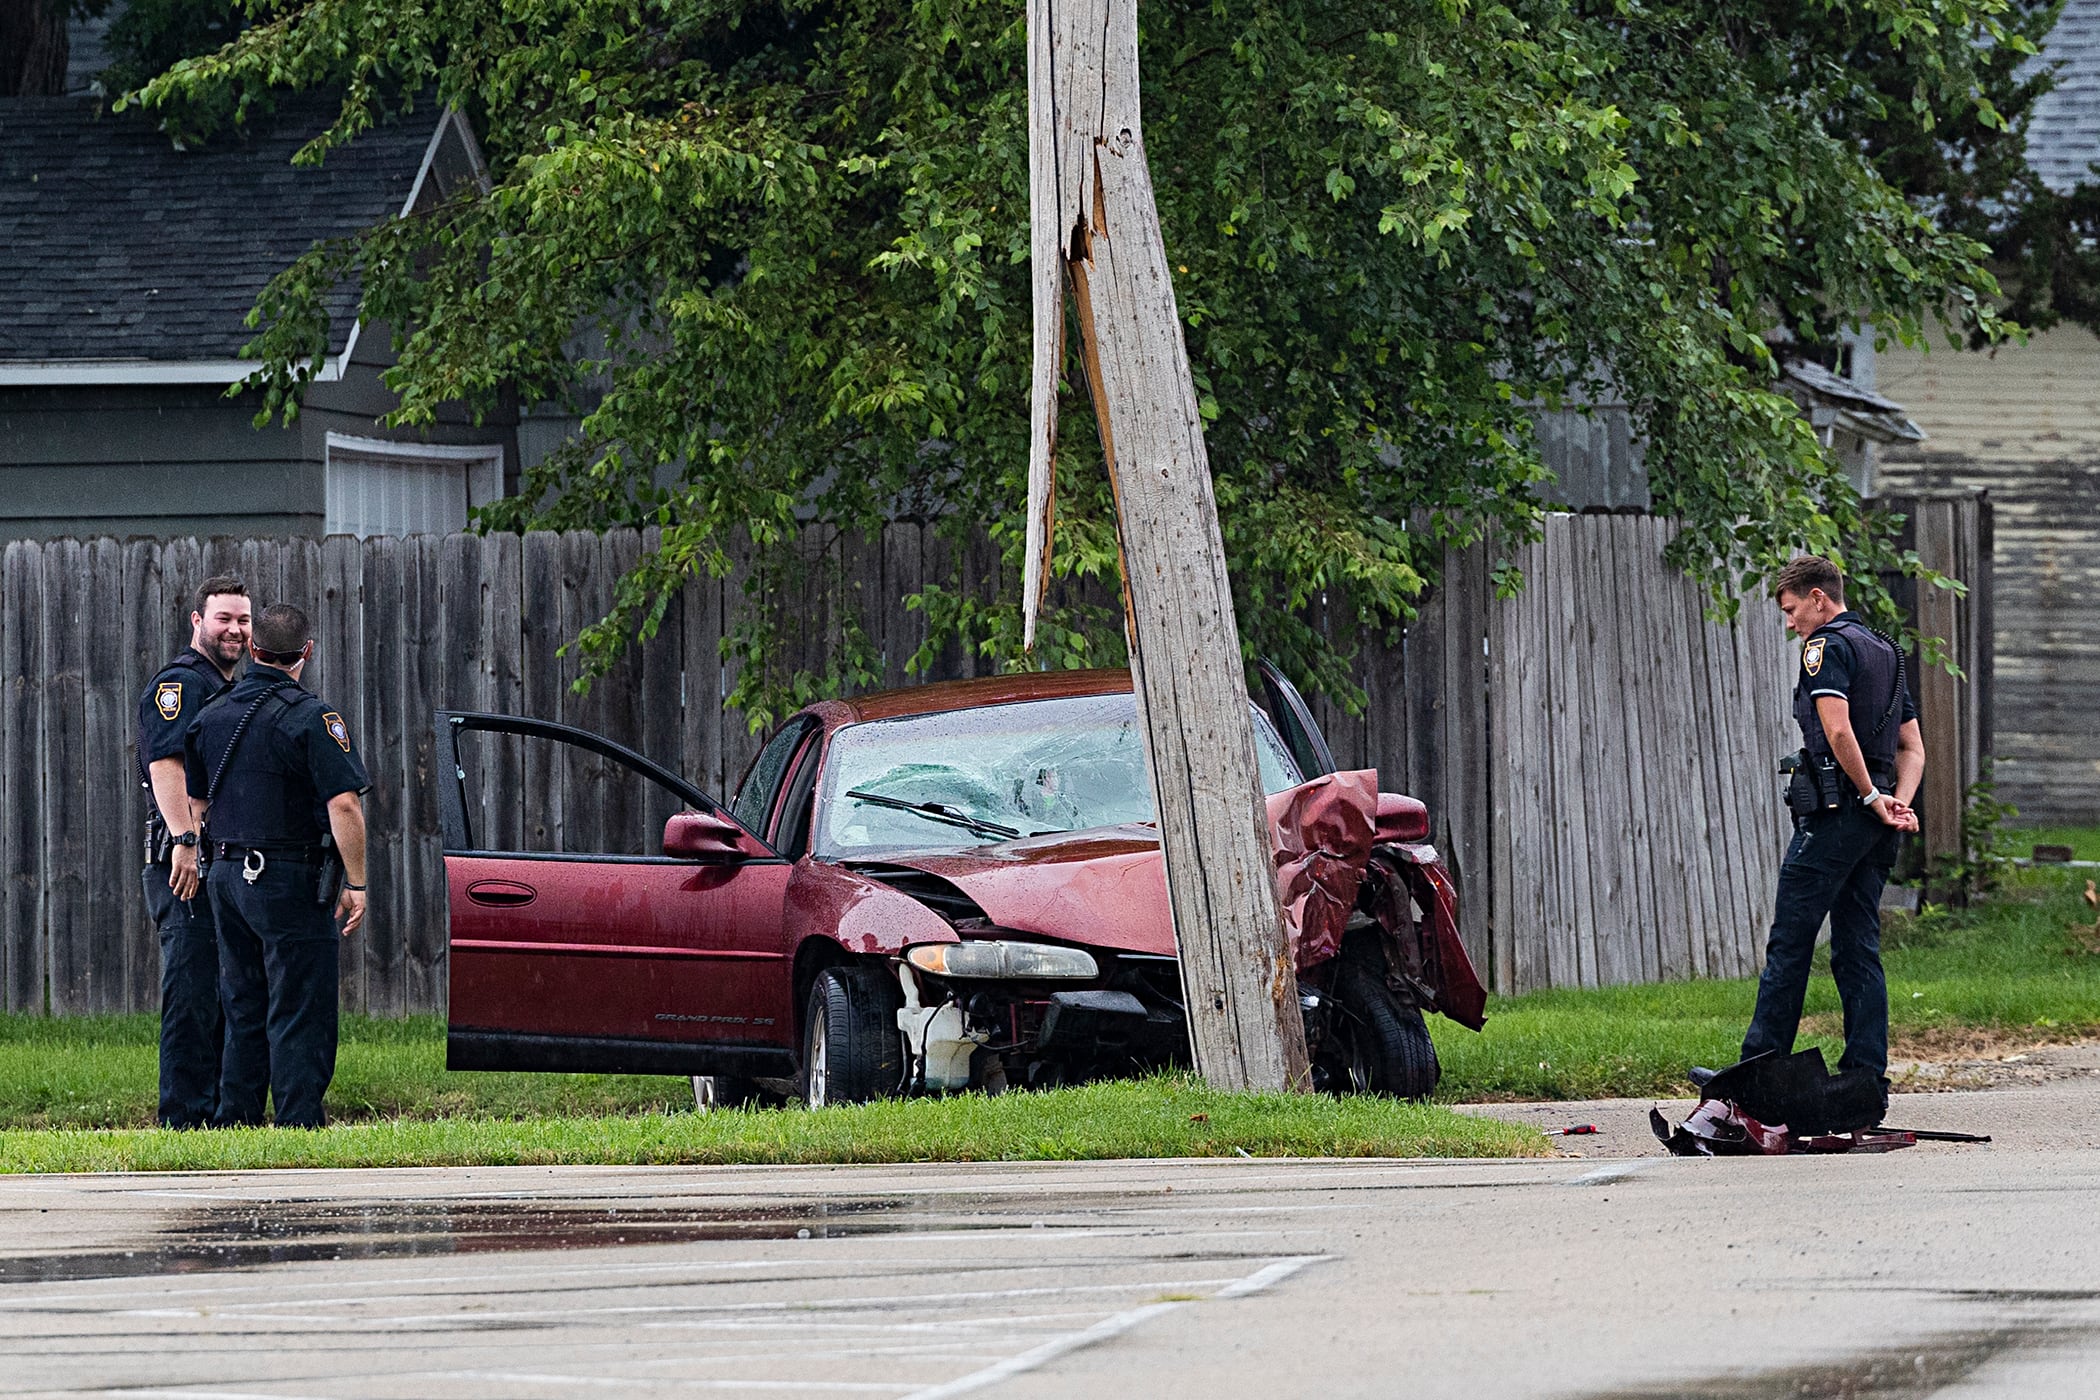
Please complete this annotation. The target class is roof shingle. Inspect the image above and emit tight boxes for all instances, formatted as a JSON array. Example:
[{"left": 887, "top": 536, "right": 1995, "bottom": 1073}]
[
  {"left": 0, "top": 97, "right": 436, "bottom": 364},
  {"left": 2028, "top": 1, "right": 2100, "bottom": 193}
]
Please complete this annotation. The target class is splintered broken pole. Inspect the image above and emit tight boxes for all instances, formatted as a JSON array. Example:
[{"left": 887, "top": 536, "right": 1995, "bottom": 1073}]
[{"left": 1023, "top": 0, "right": 1309, "bottom": 1092}]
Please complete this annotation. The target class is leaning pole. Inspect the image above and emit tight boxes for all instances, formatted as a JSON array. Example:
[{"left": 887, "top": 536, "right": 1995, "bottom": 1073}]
[{"left": 1022, "top": 0, "right": 1309, "bottom": 1092}]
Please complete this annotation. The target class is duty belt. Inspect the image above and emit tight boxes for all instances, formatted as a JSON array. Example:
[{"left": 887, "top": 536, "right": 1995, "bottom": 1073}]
[{"left": 211, "top": 841, "right": 326, "bottom": 862}]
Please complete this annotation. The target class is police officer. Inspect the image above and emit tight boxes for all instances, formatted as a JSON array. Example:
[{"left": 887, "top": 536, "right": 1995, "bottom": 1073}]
[
  {"left": 1740, "top": 555, "right": 1925, "bottom": 1113},
  {"left": 184, "top": 603, "right": 369, "bottom": 1129},
  {"left": 137, "top": 576, "right": 251, "bottom": 1129}
]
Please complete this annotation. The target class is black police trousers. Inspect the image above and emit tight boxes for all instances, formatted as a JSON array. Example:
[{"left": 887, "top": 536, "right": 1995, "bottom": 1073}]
[
  {"left": 142, "top": 864, "right": 221, "bottom": 1129},
  {"left": 206, "top": 854, "right": 341, "bottom": 1129},
  {"left": 1743, "top": 800, "right": 1900, "bottom": 1085}
]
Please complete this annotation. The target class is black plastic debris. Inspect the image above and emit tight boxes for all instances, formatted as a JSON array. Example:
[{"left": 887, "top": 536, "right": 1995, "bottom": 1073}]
[
  {"left": 1698, "top": 1048, "right": 1885, "bottom": 1135},
  {"left": 1650, "top": 1048, "right": 1945, "bottom": 1157}
]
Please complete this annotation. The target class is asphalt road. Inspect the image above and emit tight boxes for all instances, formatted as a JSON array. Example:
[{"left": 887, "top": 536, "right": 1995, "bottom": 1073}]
[{"left": 3, "top": 1065, "right": 2097, "bottom": 1399}]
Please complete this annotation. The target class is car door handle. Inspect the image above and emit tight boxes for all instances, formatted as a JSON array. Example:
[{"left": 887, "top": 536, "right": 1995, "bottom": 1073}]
[{"left": 466, "top": 880, "right": 537, "bottom": 908}]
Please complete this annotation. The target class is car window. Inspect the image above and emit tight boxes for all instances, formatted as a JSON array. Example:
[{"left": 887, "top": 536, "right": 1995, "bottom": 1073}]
[
  {"left": 814, "top": 692, "right": 1305, "bottom": 860},
  {"left": 451, "top": 727, "right": 691, "bottom": 857},
  {"left": 770, "top": 733, "right": 826, "bottom": 859},
  {"left": 732, "top": 719, "right": 811, "bottom": 834}
]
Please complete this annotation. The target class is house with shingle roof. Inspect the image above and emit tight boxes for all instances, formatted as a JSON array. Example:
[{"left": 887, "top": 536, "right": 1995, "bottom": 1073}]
[
  {"left": 1876, "top": 0, "right": 2100, "bottom": 824},
  {"left": 0, "top": 96, "right": 519, "bottom": 540}
]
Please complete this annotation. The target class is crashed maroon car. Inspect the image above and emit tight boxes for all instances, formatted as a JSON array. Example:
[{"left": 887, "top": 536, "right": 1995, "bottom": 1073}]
[{"left": 437, "top": 666, "right": 1483, "bottom": 1107}]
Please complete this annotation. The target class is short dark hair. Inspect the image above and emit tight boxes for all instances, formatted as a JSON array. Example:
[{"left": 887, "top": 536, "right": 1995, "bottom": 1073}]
[
  {"left": 191, "top": 575, "right": 248, "bottom": 617},
  {"left": 251, "top": 603, "right": 312, "bottom": 663},
  {"left": 1773, "top": 554, "right": 1844, "bottom": 605}
]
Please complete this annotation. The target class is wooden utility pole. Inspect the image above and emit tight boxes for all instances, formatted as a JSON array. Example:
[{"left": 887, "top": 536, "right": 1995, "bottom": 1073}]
[{"left": 1024, "top": 0, "right": 1309, "bottom": 1092}]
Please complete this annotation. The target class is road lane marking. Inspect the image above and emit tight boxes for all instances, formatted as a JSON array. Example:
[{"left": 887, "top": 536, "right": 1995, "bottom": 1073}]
[
  {"left": 896, "top": 1301, "right": 1185, "bottom": 1400},
  {"left": 895, "top": 1255, "right": 1329, "bottom": 1400},
  {"left": 112, "top": 1274, "right": 1253, "bottom": 1325},
  {"left": 1213, "top": 1255, "right": 1327, "bottom": 1298}
]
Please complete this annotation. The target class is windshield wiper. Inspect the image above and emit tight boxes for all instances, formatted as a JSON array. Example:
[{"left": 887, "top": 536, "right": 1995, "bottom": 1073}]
[{"left": 844, "top": 789, "right": 1021, "bottom": 841}]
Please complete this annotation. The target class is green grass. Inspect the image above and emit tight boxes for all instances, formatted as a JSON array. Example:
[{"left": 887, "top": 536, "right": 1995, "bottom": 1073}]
[
  {"left": 0, "top": 1077, "right": 1544, "bottom": 1173},
  {"left": 3, "top": 856, "right": 2093, "bottom": 1169},
  {"left": 2004, "top": 825, "right": 2100, "bottom": 862},
  {"left": 0, "top": 1012, "right": 692, "bottom": 1131},
  {"left": 1428, "top": 860, "right": 2100, "bottom": 1101}
]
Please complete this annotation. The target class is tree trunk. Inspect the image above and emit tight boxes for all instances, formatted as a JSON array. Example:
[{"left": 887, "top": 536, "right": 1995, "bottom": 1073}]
[
  {"left": 1, "top": 0, "right": 70, "bottom": 98},
  {"left": 1026, "top": 0, "right": 1309, "bottom": 1093}
]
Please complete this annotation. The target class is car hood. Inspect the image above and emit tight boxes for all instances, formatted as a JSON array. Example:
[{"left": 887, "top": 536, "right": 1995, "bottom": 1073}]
[
  {"left": 871, "top": 825, "right": 1177, "bottom": 956},
  {"left": 861, "top": 771, "right": 1385, "bottom": 965}
]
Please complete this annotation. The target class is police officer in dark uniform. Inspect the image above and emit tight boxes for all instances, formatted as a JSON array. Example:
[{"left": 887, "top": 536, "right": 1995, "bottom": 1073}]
[
  {"left": 136, "top": 575, "right": 251, "bottom": 1129},
  {"left": 1741, "top": 555, "right": 1925, "bottom": 1111},
  {"left": 184, "top": 603, "right": 369, "bottom": 1129}
]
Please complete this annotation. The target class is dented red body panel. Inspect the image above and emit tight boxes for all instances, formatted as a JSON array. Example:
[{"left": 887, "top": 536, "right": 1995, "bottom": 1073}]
[
  {"left": 882, "top": 828, "right": 1175, "bottom": 955},
  {"left": 784, "top": 860, "right": 960, "bottom": 956}
]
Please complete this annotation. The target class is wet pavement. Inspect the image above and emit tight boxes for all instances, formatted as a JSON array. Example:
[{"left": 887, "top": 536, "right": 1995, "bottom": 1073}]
[{"left": 4, "top": 1134, "right": 2100, "bottom": 1399}]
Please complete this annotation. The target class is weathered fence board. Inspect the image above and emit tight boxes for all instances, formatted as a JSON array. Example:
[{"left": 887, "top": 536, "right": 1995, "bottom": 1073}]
[{"left": 2, "top": 514, "right": 1980, "bottom": 1015}]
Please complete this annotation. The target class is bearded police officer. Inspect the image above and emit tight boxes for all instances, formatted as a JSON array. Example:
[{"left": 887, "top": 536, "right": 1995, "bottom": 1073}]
[
  {"left": 184, "top": 603, "right": 369, "bottom": 1129},
  {"left": 1741, "top": 555, "right": 1925, "bottom": 1115},
  {"left": 137, "top": 576, "right": 251, "bottom": 1129}
]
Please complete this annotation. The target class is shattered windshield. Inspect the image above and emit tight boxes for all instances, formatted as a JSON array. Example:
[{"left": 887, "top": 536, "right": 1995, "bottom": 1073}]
[{"left": 815, "top": 692, "right": 1305, "bottom": 859}]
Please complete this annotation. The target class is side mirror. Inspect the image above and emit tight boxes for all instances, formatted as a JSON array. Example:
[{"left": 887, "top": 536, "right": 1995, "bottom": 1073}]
[
  {"left": 664, "top": 810, "right": 750, "bottom": 861},
  {"left": 1375, "top": 792, "right": 1430, "bottom": 844}
]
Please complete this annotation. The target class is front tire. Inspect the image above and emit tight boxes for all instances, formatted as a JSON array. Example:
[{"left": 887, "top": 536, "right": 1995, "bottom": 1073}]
[
  {"left": 1332, "top": 950, "right": 1441, "bottom": 1100},
  {"left": 800, "top": 965, "right": 905, "bottom": 1108}
]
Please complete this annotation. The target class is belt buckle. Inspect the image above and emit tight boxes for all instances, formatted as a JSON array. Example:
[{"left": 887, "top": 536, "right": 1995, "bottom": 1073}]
[{"left": 241, "top": 849, "right": 266, "bottom": 886}]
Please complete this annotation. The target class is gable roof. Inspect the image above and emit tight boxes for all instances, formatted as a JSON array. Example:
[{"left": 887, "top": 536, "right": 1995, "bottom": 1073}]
[
  {"left": 2028, "top": 1, "right": 2100, "bottom": 193},
  {"left": 0, "top": 97, "right": 457, "bottom": 382}
]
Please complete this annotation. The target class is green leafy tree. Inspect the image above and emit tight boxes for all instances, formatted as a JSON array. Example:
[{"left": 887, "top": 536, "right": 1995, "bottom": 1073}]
[{"left": 132, "top": 0, "right": 2035, "bottom": 714}]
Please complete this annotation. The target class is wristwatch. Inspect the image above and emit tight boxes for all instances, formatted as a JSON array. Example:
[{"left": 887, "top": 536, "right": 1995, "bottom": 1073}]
[
  {"left": 1862, "top": 790, "right": 1888, "bottom": 807},
  {"left": 171, "top": 830, "right": 199, "bottom": 847}
]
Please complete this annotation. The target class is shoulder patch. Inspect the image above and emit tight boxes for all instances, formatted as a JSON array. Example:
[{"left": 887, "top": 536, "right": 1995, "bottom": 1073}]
[
  {"left": 322, "top": 711, "right": 352, "bottom": 752},
  {"left": 1803, "top": 637, "right": 1827, "bottom": 677},
  {"left": 155, "top": 681, "right": 183, "bottom": 720}
]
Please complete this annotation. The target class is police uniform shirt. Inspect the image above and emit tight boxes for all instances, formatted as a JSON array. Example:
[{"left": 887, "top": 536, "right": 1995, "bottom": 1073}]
[
  {"left": 183, "top": 670, "right": 371, "bottom": 847},
  {"left": 138, "top": 647, "right": 235, "bottom": 799},
  {"left": 1794, "top": 610, "right": 1917, "bottom": 766}
]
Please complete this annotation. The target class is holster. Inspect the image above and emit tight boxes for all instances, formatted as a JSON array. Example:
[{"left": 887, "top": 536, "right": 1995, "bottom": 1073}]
[
  {"left": 315, "top": 832, "right": 343, "bottom": 906},
  {"left": 143, "top": 814, "right": 172, "bottom": 866},
  {"left": 1778, "top": 751, "right": 1829, "bottom": 816},
  {"left": 316, "top": 852, "right": 345, "bottom": 907}
]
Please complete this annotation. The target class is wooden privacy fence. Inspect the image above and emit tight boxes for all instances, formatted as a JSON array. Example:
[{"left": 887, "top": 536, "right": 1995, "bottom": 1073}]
[
  {"left": 1883, "top": 492, "right": 1994, "bottom": 886},
  {"left": 6, "top": 514, "right": 1966, "bottom": 1016}
]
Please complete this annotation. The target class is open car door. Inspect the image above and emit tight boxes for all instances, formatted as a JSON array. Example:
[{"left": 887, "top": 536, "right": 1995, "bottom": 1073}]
[
  {"left": 1256, "top": 658, "right": 1338, "bottom": 779},
  {"left": 434, "top": 712, "right": 799, "bottom": 1081}
]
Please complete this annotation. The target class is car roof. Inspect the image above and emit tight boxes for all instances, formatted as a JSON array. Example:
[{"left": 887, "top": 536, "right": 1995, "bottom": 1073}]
[{"left": 809, "top": 668, "right": 1135, "bottom": 725}]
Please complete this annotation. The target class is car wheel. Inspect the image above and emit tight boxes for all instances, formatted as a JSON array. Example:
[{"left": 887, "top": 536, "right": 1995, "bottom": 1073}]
[
  {"left": 800, "top": 965, "right": 905, "bottom": 1108},
  {"left": 1333, "top": 950, "right": 1441, "bottom": 1100}
]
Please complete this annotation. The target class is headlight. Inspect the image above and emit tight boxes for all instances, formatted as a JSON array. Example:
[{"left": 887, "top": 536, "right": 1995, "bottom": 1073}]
[{"left": 906, "top": 941, "right": 1099, "bottom": 981}]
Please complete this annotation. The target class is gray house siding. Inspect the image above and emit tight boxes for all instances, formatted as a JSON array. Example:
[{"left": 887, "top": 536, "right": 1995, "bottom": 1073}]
[
  {"left": 0, "top": 384, "right": 317, "bottom": 539},
  {"left": 0, "top": 334, "right": 518, "bottom": 544}
]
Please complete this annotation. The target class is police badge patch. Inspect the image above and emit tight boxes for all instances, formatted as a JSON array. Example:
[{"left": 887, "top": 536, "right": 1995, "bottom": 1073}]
[
  {"left": 323, "top": 712, "right": 351, "bottom": 752},
  {"left": 1803, "top": 637, "right": 1827, "bottom": 677},
  {"left": 155, "top": 681, "right": 183, "bottom": 720}
]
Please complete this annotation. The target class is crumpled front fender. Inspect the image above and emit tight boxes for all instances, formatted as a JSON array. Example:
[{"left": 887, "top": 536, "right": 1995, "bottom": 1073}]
[{"left": 786, "top": 861, "right": 959, "bottom": 956}]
